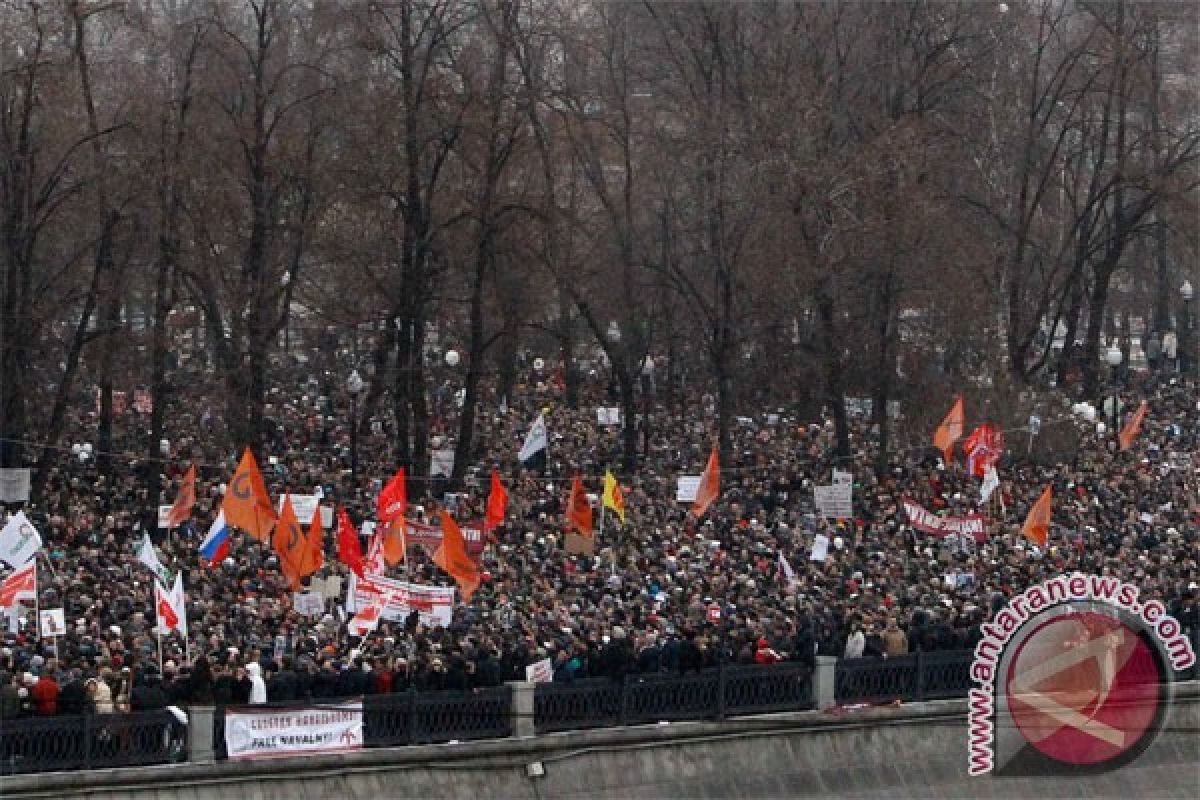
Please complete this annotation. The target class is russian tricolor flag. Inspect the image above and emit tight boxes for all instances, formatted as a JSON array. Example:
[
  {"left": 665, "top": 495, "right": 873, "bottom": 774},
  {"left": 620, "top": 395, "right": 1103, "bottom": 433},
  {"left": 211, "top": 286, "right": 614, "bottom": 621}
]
[{"left": 199, "top": 510, "right": 230, "bottom": 566}]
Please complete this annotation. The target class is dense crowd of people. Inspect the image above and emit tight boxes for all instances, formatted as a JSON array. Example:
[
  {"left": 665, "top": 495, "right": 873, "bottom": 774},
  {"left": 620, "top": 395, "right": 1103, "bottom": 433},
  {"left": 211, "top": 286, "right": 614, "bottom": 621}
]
[{"left": 1, "top": 353, "right": 1197, "bottom": 723}]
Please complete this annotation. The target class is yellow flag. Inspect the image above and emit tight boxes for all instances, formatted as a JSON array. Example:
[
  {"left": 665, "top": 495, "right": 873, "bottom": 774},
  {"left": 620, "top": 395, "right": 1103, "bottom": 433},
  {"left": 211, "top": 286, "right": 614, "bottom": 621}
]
[{"left": 602, "top": 470, "right": 626, "bottom": 524}]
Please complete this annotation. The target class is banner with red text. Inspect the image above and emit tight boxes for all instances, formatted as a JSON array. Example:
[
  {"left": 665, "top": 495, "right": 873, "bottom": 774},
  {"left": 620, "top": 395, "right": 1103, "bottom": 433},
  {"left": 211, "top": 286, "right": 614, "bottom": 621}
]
[
  {"left": 902, "top": 500, "right": 988, "bottom": 542},
  {"left": 348, "top": 573, "right": 456, "bottom": 628}
]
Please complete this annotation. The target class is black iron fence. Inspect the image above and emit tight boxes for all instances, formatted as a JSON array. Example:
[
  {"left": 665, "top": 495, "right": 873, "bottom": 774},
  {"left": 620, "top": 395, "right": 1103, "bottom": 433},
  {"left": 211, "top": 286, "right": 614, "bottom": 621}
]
[
  {"left": 534, "top": 662, "right": 816, "bottom": 734},
  {"left": 0, "top": 709, "right": 185, "bottom": 776},
  {"left": 835, "top": 650, "right": 975, "bottom": 704}
]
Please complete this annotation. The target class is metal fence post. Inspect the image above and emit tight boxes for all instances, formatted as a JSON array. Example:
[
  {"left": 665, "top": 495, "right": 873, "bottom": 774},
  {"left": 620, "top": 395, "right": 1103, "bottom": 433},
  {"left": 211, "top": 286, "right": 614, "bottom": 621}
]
[
  {"left": 407, "top": 689, "right": 418, "bottom": 745},
  {"left": 82, "top": 712, "right": 92, "bottom": 770},
  {"left": 506, "top": 681, "right": 535, "bottom": 738},
  {"left": 188, "top": 706, "right": 215, "bottom": 764},
  {"left": 914, "top": 650, "right": 926, "bottom": 702},
  {"left": 814, "top": 656, "right": 837, "bottom": 710},
  {"left": 619, "top": 677, "right": 629, "bottom": 726},
  {"left": 716, "top": 663, "right": 728, "bottom": 720}
]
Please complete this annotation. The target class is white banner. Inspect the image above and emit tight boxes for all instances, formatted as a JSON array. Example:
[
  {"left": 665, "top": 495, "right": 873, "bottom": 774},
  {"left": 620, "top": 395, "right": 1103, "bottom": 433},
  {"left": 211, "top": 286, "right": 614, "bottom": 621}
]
[
  {"left": 525, "top": 657, "right": 553, "bottom": 683},
  {"left": 224, "top": 702, "right": 363, "bottom": 760},
  {"left": 676, "top": 475, "right": 701, "bottom": 503},
  {"left": 0, "top": 469, "right": 31, "bottom": 503},
  {"left": 278, "top": 495, "right": 320, "bottom": 525},
  {"left": 350, "top": 574, "right": 456, "bottom": 628},
  {"left": 157, "top": 505, "right": 173, "bottom": 529},
  {"left": 814, "top": 484, "right": 852, "bottom": 519}
]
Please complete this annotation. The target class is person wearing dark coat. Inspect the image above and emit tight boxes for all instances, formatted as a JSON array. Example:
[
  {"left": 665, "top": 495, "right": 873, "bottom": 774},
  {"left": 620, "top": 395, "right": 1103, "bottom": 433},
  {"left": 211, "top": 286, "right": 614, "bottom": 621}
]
[
  {"left": 58, "top": 671, "right": 92, "bottom": 716},
  {"left": 267, "top": 657, "right": 300, "bottom": 703},
  {"left": 678, "top": 631, "right": 704, "bottom": 674},
  {"left": 189, "top": 657, "right": 215, "bottom": 705},
  {"left": 599, "top": 628, "right": 635, "bottom": 682},
  {"left": 130, "top": 669, "right": 168, "bottom": 711}
]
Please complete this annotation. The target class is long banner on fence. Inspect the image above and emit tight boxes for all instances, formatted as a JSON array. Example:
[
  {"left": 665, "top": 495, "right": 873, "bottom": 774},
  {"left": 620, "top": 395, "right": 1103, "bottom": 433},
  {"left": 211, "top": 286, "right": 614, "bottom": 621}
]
[
  {"left": 224, "top": 701, "right": 363, "bottom": 760},
  {"left": 348, "top": 573, "right": 456, "bottom": 628},
  {"left": 902, "top": 500, "right": 988, "bottom": 542}
]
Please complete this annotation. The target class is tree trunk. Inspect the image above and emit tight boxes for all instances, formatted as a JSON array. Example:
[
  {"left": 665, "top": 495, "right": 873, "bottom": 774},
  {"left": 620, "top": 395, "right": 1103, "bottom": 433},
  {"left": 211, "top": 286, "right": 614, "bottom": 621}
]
[{"left": 817, "top": 282, "right": 850, "bottom": 459}]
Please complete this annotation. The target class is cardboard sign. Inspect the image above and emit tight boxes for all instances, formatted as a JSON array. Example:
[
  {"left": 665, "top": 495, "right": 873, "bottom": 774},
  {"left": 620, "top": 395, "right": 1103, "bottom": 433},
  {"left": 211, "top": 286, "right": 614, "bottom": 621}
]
[
  {"left": 279, "top": 495, "right": 320, "bottom": 525},
  {"left": 430, "top": 450, "right": 455, "bottom": 478},
  {"left": 0, "top": 469, "right": 31, "bottom": 503},
  {"left": 810, "top": 533, "right": 830, "bottom": 563},
  {"left": 814, "top": 484, "right": 852, "bottom": 519},
  {"left": 676, "top": 475, "right": 701, "bottom": 503},
  {"left": 293, "top": 592, "right": 324, "bottom": 617},
  {"left": 596, "top": 407, "right": 621, "bottom": 426},
  {"left": 39, "top": 608, "right": 66, "bottom": 638},
  {"left": 564, "top": 533, "right": 594, "bottom": 555},
  {"left": 525, "top": 657, "right": 553, "bottom": 684},
  {"left": 157, "top": 505, "right": 174, "bottom": 529},
  {"left": 832, "top": 469, "right": 852, "bottom": 486}
]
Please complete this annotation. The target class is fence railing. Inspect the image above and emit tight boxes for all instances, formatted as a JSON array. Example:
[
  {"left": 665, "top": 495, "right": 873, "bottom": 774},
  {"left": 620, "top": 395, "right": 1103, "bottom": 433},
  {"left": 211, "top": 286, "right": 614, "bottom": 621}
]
[
  {"left": 0, "top": 709, "right": 185, "bottom": 776},
  {"left": 835, "top": 650, "right": 975, "bottom": 705},
  {"left": 534, "top": 662, "right": 815, "bottom": 734}
]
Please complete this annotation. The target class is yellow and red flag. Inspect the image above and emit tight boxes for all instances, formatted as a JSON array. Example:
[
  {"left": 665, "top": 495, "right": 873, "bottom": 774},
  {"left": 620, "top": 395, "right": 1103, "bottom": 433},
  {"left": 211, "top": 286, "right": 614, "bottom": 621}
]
[{"left": 602, "top": 470, "right": 625, "bottom": 524}]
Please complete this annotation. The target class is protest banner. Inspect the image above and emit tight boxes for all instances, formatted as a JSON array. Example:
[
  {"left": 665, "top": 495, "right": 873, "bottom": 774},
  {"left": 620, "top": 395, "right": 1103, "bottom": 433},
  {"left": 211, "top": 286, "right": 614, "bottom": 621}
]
[
  {"left": 349, "top": 573, "right": 456, "bottom": 627},
  {"left": 0, "top": 469, "right": 31, "bottom": 503},
  {"left": 224, "top": 702, "right": 363, "bottom": 760},
  {"left": 676, "top": 475, "right": 701, "bottom": 503},
  {"left": 525, "top": 657, "right": 553, "bottom": 683},
  {"left": 902, "top": 500, "right": 988, "bottom": 542},
  {"left": 278, "top": 495, "right": 320, "bottom": 525},
  {"left": 814, "top": 484, "right": 852, "bottom": 519}
]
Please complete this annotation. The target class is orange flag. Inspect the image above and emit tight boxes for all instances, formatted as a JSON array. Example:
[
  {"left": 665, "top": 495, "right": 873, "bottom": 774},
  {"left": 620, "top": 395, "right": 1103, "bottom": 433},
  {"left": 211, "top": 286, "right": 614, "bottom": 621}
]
[
  {"left": 306, "top": 506, "right": 325, "bottom": 574},
  {"left": 273, "top": 496, "right": 312, "bottom": 590},
  {"left": 433, "top": 510, "right": 480, "bottom": 602},
  {"left": 166, "top": 464, "right": 197, "bottom": 528},
  {"left": 566, "top": 475, "right": 593, "bottom": 536},
  {"left": 485, "top": 470, "right": 508, "bottom": 531},
  {"left": 933, "top": 396, "right": 964, "bottom": 464},
  {"left": 1021, "top": 485, "right": 1052, "bottom": 548},
  {"left": 1118, "top": 400, "right": 1148, "bottom": 451},
  {"left": 691, "top": 447, "right": 720, "bottom": 518},
  {"left": 382, "top": 518, "right": 407, "bottom": 566},
  {"left": 223, "top": 448, "right": 277, "bottom": 541}
]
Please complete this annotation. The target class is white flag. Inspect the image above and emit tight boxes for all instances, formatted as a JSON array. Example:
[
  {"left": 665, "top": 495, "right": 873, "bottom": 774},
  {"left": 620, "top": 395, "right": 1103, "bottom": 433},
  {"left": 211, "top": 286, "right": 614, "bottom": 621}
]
[
  {"left": 347, "top": 602, "right": 382, "bottom": 637},
  {"left": 778, "top": 551, "right": 797, "bottom": 587},
  {"left": 518, "top": 413, "right": 548, "bottom": 463},
  {"left": 981, "top": 466, "right": 1000, "bottom": 504},
  {"left": 499, "top": 396, "right": 508, "bottom": 415},
  {"left": 136, "top": 532, "right": 172, "bottom": 588},
  {"left": 0, "top": 511, "right": 42, "bottom": 567}
]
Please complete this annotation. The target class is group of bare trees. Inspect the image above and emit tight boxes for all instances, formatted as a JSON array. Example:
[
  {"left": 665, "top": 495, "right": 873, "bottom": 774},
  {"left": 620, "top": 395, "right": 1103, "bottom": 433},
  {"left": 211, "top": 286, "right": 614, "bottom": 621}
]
[{"left": 0, "top": 0, "right": 1195, "bottom": 483}]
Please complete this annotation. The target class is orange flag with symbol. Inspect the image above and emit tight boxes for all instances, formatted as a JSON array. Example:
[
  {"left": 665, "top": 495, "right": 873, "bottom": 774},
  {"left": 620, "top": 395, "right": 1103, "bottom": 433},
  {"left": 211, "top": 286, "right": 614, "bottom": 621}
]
[
  {"left": 223, "top": 448, "right": 277, "bottom": 541},
  {"left": 433, "top": 510, "right": 481, "bottom": 602},
  {"left": 1118, "top": 400, "right": 1148, "bottom": 451},
  {"left": 382, "top": 518, "right": 407, "bottom": 566},
  {"left": 933, "top": 396, "right": 964, "bottom": 464},
  {"left": 166, "top": 464, "right": 196, "bottom": 528},
  {"left": 273, "top": 496, "right": 317, "bottom": 590},
  {"left": 1021, "top": 485, "right": 1052, "bottom": 548},
  {"left": 691, "top": 447, "right": 720, "bottom": 518},
  {"left": 566, "top": 475, "right": 593, "bottom": 536}
]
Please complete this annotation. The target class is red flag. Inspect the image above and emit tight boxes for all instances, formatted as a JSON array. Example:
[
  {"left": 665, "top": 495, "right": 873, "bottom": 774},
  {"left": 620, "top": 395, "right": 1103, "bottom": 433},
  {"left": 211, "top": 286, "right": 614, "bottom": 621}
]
[
  {"left": 377, "top": 468, "right": 408, "bottom": 524},
  {"left": 691, "top": 447, "right": 720, "bottom": 518},
  {"left": 337, "top": 508, "right": 364, "bottom": 578},
  {"left": 566, "top": 476, "right": 593, "bottom": 536},
  {"left": 1118, "top": 400, "right": 1148, "bottom": 451},
  {"left": 166, "top": 464, "right": 197, "bottom": 528},
  {"left": 222, "top": 448, "right": 277, "bottom": 541},
  {"left": 933, "top": 396, "right": 964, "bottom": 464},
  {"left": 155, "top": 582, "right": 179, "bottom": 631},
  {"left": 0, "top": 561, "right": 36, "bottom": 608},
  {"left": 963, "top": 423, "right": 1002, "bottom": 478},
  {"left": 1022, "top": 485, "right": 1052, "bottom": 548},
  {"left": 485, "top": 470, "right": 508, "bottom": 531},
  {"left": 433, "top": 510, "right": 481, "bottom": 602}
]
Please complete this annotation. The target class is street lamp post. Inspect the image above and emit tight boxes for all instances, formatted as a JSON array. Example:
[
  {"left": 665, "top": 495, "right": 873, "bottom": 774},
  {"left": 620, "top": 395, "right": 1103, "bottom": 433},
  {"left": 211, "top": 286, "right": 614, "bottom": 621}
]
[
  {"left": 1104, "top": 345, "right": 1123, "bottom": 433},
  {"left": 1181, "top": 280, "right": 1194, "bottom": 379},
  {"left": 346, "top": 369, "right": 364, "bottom": 479}
]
